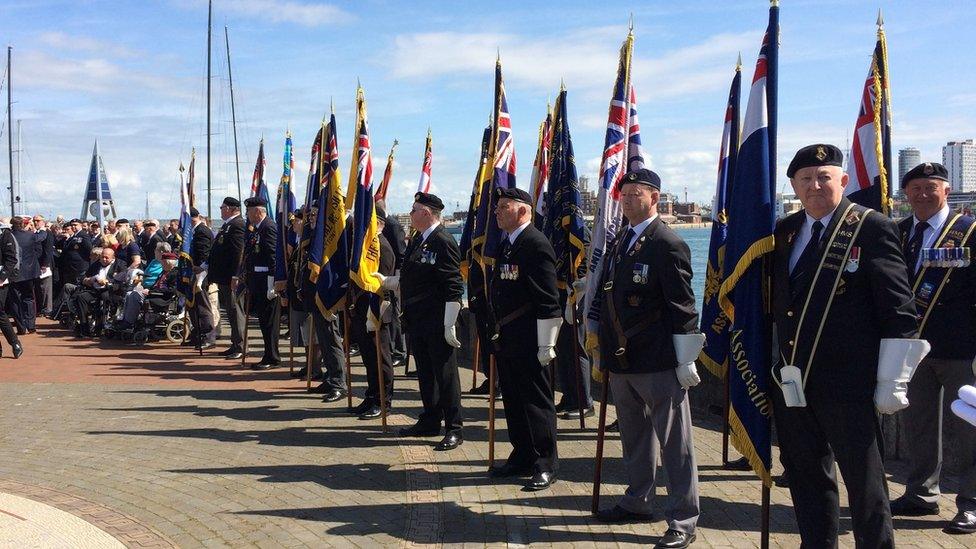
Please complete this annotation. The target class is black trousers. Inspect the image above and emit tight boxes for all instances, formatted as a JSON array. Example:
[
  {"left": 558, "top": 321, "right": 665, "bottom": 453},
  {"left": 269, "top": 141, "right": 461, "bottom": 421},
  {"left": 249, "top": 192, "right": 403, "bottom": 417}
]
[
  {"left": 249, "top": 291, "right": 280, "bottom": 364},
  {"left": 0, "top": 286, "right": 18, "bottom": 345},
  {"left": 73, "top": 288, "right": 103, "bottom": 334},
  {"left": 773, "top": 389, "right": 893, "bottom": 549},
  {"left": 554, "top": 318, "right": 591, "bottom": 409},
  {"left": 10, "top": 279, "right": 36, "bottom": 331},
  {"left": 389, "top": 293, "right": 406, "bottom": 360},
  {"left": 353, "top": 317, "right": 393, "bottom": 405},
  {"left": 312, "top": 311, "right": 346, "bottom": 392},
  {"left": 496, "top": 353, "right": 559, "bottom": 474},
  {"left": 472, "top": 306, "right": 495, "bottom": 389},
  {"left": 217, "top": 283, "right": 245, "bottom": 350},
  {"left": 409, "top": 327, "right": 462, "bottom": 433}
]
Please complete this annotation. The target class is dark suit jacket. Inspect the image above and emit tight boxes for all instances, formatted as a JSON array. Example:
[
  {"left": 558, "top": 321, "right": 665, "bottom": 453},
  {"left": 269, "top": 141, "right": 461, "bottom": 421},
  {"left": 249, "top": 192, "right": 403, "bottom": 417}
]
[
  {"left": 0, "top": 229, "right": 18, "bottom": 282},
  {"left": 489, "top": 225, "right": 561, "bottom": 359},
  {"left": 241, "top": 216, "right": 277, "bottom": 294},
  {"left": 38, "top": 230, "right": 54, "bottom": 269},
  {"left": 772, "top": 198, "right": 918, "bottom": 402},
  {"left": 12, "top": 228, "right": 43, "bottom": 282},
  {"left": 208, "top": 215, "right": 245, "bottom": 285},
  {"left": 400, "top": 224, "right": 464, "bottom": 334},
  {"left": 60, "top": 232, "right": 93, "bottom": 283},
  {"left": 382, "top": 214, "right": 408, "bottom": 271},
  {"left": 142, "top": 230, "right": 164, "bottom": 261},
  {"left": 597, "top": 217, "right": 699, "bottom": 374},
  {"left": 191, "top": 223, "right": 213, "bottom": 266},
  {"left": 898, "top": 214, "right": 976, "bottom": 360}
]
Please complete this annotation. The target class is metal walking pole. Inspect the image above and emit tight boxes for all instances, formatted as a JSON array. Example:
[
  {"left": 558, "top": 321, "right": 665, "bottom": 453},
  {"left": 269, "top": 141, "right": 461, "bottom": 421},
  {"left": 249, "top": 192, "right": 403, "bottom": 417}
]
[{"left": 591, "top": 371, "right": 610, "bottom": 514}]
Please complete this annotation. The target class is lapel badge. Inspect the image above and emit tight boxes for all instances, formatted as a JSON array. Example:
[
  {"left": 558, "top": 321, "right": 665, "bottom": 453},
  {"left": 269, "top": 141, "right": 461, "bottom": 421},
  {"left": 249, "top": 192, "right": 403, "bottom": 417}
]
[{"left": 845, "top": 246, "right": 860, "bottom": 273}]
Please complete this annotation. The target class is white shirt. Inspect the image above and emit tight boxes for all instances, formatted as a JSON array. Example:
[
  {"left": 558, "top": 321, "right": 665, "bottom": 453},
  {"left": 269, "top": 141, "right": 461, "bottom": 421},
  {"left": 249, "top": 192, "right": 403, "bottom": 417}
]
[
  {"left": 421, "top": 221, "right": 440, "bottom": 243},
  {"left": 909, "top": 205, "right": 951, "bottom": 272},
  {"left": 789, "top": 208, "right": 837, "bottom": 273},
  {"left": 93, "top": 263, "right": 112, "bottom": 288},
  {"left": 507, "top": 221, "right": 532, "bottom": 244},
  {"left": 623, "top": 215, "right": 657, "bottom": 252}
]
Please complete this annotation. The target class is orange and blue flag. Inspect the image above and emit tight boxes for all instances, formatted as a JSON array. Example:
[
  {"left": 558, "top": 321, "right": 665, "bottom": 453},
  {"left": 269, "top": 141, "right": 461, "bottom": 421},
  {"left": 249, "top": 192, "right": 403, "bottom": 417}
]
[{"left": 275, "top": 132, "right": 297, "bottom": 282}]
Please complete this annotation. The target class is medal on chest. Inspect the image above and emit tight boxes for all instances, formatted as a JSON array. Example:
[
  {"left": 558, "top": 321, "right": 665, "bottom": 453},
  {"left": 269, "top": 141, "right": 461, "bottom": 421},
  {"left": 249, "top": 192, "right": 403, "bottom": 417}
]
[
  {"left": 845, "top": 246, "right": 860, "bottom": 273},
  {"left": 631, "top": 262, "right": 649, "bottom": 284},
  {"left": 501, "top": 263, "right": 519, "bottom": 281},
  {"left": 418, "top": 246, "right": 437, "bottom": 264}
]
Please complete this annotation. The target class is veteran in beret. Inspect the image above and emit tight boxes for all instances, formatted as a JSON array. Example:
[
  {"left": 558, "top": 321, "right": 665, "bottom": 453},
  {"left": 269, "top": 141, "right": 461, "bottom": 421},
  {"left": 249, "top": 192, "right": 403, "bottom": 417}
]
[
  {"left": 592, "top": 168, "right": 704, "bottom": 549},
  {"left": 772, "top": 144, "right": 925, "bottom": 547},
  {"left": 208, "top": 196, "right": 247, "bottom": 359},
  {"left": 376, "top": 192, "right": 465, "bottom": 451},
  {"left": 232, "top": 196, "right": 281, "bottom": 370},
  {"left": 890, "top": 162, "right": 976, "bottom": 534},
  {"left": 486, "top": 187, "right": 562, "bottom": 490}
]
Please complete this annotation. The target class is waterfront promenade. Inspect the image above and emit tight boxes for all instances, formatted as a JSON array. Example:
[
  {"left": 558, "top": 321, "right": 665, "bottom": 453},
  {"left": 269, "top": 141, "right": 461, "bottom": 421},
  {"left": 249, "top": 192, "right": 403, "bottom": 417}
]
[{"left": 0, "top": 319, "right": 969, "bottom": 548}]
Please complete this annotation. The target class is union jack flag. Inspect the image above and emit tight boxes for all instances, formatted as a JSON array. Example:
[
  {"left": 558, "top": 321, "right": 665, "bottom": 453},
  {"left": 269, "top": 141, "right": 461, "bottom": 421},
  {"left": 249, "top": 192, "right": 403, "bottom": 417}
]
[
  {"left": 583, "top": 31, "right": 644, "bottom": 347},
  {"left": 417, "top": 129, "right": 433, "bottom": 194},
  {"left": 529, "top": 106, "right": 552, "bottom": 230}
]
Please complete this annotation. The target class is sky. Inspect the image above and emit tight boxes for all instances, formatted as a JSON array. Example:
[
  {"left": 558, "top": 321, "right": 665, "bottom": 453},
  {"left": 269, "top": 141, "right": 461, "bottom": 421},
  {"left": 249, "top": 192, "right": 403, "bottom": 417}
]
[{"left": 1, "top": 0, "right": 974, "bottom": 220}]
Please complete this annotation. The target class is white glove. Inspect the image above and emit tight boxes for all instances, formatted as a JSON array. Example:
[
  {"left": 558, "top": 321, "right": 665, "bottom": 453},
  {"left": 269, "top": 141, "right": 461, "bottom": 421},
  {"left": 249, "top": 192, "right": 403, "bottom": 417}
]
[
  {"left": 563, "top": 298, "right": 575, "bottom": 324},
  {"left": 536, "top": 317, "right": 562, "bottom": 366},
  {"left": 874, "top": 338, "right": 931, "bottom": 414},
  {"left": 443, "top": 301, "right": 462, "bottom": 348},
  {"left": 572, "top": 277, "right": 586, "bottom": 295},
  {"left": 374, "top": 272, "right": 400, "bottom": 291},
  {"left": 366, "top": 314, "right": 377, "bottom": 333},
  {"left": 673, "top": 333, "right": 706, "bottom": 389},
  {"left": 266, "top": 275, "right": 277, "bottom": 301}
]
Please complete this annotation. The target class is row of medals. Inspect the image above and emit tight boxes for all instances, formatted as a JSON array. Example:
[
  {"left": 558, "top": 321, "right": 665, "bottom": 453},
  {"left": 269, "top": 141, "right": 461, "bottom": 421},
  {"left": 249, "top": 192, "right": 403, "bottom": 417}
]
[{"left": 921, "top": 247, "right": 972, "bottom": 268}]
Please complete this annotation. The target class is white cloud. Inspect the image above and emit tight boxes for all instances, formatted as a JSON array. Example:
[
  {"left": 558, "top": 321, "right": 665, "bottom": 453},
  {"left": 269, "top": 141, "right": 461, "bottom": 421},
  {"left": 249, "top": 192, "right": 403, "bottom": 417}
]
[
  {"left": 219, "top": 0, "right": 351, "bottom": 27},
  {"left": 38, "top": 32, "right": 140, "bottom": 58}
]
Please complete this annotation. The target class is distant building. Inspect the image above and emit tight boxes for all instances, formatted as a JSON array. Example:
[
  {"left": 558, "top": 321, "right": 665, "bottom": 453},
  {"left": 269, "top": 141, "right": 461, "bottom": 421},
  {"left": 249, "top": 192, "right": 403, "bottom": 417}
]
[
  {"left": 898, "top": 147, "right": 921, "bottom": 194},
  {"left": 776, "top": 193, "right": 803, "bottom": 218},
  {"left": 578, "top": 175, "right": 598, "bottom": 217},
  {"left": 943, "top": 139, "right": 976, "bottom": 192}
]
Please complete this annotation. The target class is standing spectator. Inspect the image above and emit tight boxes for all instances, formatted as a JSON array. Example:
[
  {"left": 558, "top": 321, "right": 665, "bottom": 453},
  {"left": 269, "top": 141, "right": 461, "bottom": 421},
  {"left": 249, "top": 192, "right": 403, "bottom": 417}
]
[
  {"left": 58, "top": 219, "right": 92, "bottom": 295},
  {"left": 207, "top": 197, "right": 245, "bottom": 359},
  {"left": 188, "top": 207, "right": 216, "bottom": 349},
  {"left": 141, "top": 219, "right": 164, "bottom": 260},
  {"left": 32, "top": 215, "right": 55, "bottom": 317},
  {"left": 0, "top": 220, "right": 23, "bottom": 358},
  {"left": 166, "top": 219, "right": 180, "bottom": 249},
  {"left": 9, "top": 217, "right": 43, "bottom": 334}
]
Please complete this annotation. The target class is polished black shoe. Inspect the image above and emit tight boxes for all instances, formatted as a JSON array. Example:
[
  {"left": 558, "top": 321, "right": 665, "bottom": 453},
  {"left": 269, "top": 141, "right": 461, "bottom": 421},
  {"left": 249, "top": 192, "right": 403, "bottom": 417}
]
[
  {"left": 524, "top": 471, "right": 556, "bottom": 491},
  {"left": 321, "top": 389, "right": 345, "bottom": 403},
  {"left": 890, "top": 495, "right": 940, "bottom": 516},
  {"left": 218, "top": 347, "right": 240, "bottom": 357},
  {"left": 398, "top": 423, "right": 440, "bottom": 437},
  {"left": 308, "top": 383, "right": 330, "bottom": 394},
  {"left": 291, "top": 367, "right": 308, "bottom": 378},
  {"left": 251, "top": 361, "right": 280, "bottom": 371},
  {"left": 554, "top": 400, "right": 569, "bottom": 413},
  {"left": 434, "top": 432, "right": 463, "bottom": 451},
  {"left": 562, "top": 406, "right": 595, "bottom": 420},
  {"left": 488, "top": 462, "right": 532, "bottom": 478},
  {"left": 606, "top": 419, "right": 619, "bottom": 433},
  {"left": 12, "top": 342, "right": 23, "bottom": 359},
  {"left": 468, "top": 380, "right": 491, "bottom": 395},
  {"left": 358, "top": 405, "right": 385, "bottom": 419},
  {"left": 655, "top": 529, "right": 696, "bottom": 549},
  {"left": 392, "top": 356, "right": 405, "bottom": 367},
  {"left": 349, "top": 399, "right": 373, "bottom": 415},
  {"left": 198, "top": 341, "right": 217, "bottom": 351},
  {"left": 595, "top": 504, "right": 653, "bottom": 523},
  {"left": 225, "top": 351, "right": 244, "bottom": 360},
  {"left": 946, "top": 510, "right": 976, "bottom": 534}
]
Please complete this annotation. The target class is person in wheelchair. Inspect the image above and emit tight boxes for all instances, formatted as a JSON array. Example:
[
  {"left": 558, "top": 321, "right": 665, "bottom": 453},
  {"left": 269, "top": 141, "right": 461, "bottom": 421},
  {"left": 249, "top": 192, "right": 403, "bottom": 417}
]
[
  {"left": 70, "top": 247, "right": 123, "bottom": 337},
  {"left": 117, "top": 251, "right": 179, "bottom": 330}
]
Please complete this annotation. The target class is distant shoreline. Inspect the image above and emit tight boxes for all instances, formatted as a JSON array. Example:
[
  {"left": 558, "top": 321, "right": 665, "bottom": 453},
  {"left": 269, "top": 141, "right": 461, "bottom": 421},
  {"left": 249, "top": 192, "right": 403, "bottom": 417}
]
[{"left": 668, "top": 221, "right": 712, "bottom": 229}]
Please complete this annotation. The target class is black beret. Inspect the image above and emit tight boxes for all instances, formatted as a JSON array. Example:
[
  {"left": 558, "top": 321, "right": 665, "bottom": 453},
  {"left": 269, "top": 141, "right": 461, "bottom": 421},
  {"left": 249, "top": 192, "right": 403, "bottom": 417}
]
[
  {"left": 787, "top": 144, "right": 844, "bottom": 178},
  {"left": 619, "top": 168, "right": 661, "bottom": 190},
  {"left": 414, "top": 192, "right": 444, "bottom": 211},
  {"left": 69, "top": 218, "right": 82, "bottom": 224},
  {"left": 116, "top": 218, "right": 130, "bottom": 224},
  {"left": 222, "top": 196, "right": 241, "bottom": 208},
  {"left": 495, "top": 186, "right": 532, "bottom": 204},
  {"left": 374, "top": 205, "right": 386, "bottom": 219},
  {"left": 189, "top": 207, "right": 201, "bottom": 218},
  {"left": 290, "top": 208, "right": 303, "bottom": 220},
  {"left": 244, "top": 196, "right": 268, "bottom": 208},
  {"left": 902, "top": 162, "right": 949, "bottom": 185}
]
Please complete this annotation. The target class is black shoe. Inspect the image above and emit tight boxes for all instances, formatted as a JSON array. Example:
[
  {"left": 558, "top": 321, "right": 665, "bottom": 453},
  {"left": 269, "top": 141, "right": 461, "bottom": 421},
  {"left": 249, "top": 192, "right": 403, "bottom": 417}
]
[
  {"left": 251, "top": 361, "right": 280, "bottom": 371},
  {"left": 946, "top": 510, "right": 976, "bottom": 534},
  {"left": 218, "top": 347, "right": 240, "bottom": 357},
  {"left": 562, "top": 406, "right": 595, "bottom": 420},
  {"left": 349, "top": 399, "right": 372, "bottom": 415},
  {"left": 655, "top": 529, "right": 696, "bottom": 549},
  {"left": 434, "top": 432, "right": 463, "bottom": 451},
  {"left": 225, "top": 351, "right": 244, "bottom": 360},
  {"left": 398, "top": 423, "right": 440, "bottom": 437},
  {"left": 12, "top": 342, "right": 23, "bottom": 359},
  {"left": 723, "top": 456, "right": 753, "bottom": 471},
  {"left": 16, "top": 328, "right": 26, "bottom": 336},
  {"left": 198, "top": 341, "right": 216, "bottom": 351},
  {"left": 392, "top": 356, "right": 405, "bottom": 367},
  {"left": 291, "top": 367, "right": 308, "bottom": 378},
  {"left": 890, "top": 495, "right": 940, "bottom": 516},
  {"left": 554, "top": 401, "right": 569, "bottom": 413},
  {"left": 468, "top": 380, "right": 491, "bottom": 395},
  {"left": 595, "top": 504, "right": 653, "bottom": 523},
  {"left": 524, "top": 471, "right": 556, "bottom": 491},
  {"left": 358, "top": 405, "right": 384, "bottom": 419},
  {"left": 489, "top": 462, "right": 533, "bottom": 478},
  {"left": 321, "top": 389, "right": 345, "bottom": 403},
  {"left": 606, "top": 419, "right": 619, "bottom": 432},
  {"left": 308, "top": 383, "right": 330, "bottom": 394}
]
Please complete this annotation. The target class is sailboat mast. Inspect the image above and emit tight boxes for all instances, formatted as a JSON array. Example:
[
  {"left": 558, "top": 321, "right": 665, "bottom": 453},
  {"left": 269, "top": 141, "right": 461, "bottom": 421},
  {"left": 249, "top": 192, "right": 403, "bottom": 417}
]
[
  {"left": 225, "top": 26, "right": 242, "bottom": 203},
  {"left": 15, "top": 120, "right": 21, "bottom": 215},
  {"left": 206, "top": 0, "right": 212, "bottom": 220},
  {"left": 6, "top": 46, "right": 13, "bottom": 217}
]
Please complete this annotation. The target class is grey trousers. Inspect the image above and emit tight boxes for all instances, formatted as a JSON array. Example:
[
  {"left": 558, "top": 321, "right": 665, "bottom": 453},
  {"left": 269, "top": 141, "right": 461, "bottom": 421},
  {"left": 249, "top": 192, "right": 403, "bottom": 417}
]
[
  {"left": 217, "top": 283, "right": 245, "bottom": 350},
  {"left": 609, "top": 369, "right": 700, "bottom": 533},
  {"left": 313, "top": 311, "right": 346, "bottom": 392},
  {"left": 902, "top": 356, "right": 976, "bottom": 512}
]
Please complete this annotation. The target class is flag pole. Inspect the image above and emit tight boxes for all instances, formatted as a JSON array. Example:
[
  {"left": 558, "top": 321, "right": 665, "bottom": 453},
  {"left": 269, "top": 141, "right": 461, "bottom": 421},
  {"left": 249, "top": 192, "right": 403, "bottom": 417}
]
[
  {"left": 591, "top": 371, "right": 610, "bottom": 514},
  {"left": 306, "top": 315, "right": 315, "bottom": 392},
  {"left": 343, "top": 295, "right": 353, "bottom": 409},
  {"left": 567, "top": 249, "right": 586, "bottom": 430},
  {"left": 240, "top": 291, "right": 250, "bottom": 369},
  {"left": 375, "top": 322, "right": 388, "bottom": 431},
  {"left": 470, "top": 334, "right": 480, "bottom": 390},
  {"left": 487, "top": 354, "right": 497, "bottom": 467}
]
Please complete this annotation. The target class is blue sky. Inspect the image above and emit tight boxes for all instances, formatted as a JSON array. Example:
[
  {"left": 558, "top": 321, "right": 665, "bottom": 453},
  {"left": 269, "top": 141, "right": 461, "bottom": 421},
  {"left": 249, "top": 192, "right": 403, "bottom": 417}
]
[{"left": 1, "top": 0, "right": 974, "bottom": 220}]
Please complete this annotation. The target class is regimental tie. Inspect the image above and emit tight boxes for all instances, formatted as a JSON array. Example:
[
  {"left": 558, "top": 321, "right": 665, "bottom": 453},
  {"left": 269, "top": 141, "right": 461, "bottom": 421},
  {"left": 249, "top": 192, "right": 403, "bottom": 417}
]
[
  {"left": 905, "top": 221, "right": 929, "bottom": 274},
  {"left": 790, "top": 220, "right": 824, "bottom": 289},
  {"left": 610, "top": 227, "right": 637, "bottom": 278}
]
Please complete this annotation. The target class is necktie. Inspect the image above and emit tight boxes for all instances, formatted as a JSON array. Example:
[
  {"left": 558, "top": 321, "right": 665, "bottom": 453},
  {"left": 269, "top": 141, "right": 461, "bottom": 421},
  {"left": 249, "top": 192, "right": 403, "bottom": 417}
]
[
  {"left": 906, "top": 221, "right": 929, "bottom": 274},
  {"left": 618, "top": 228, "right": 637, "bottom": 257},
  {"left": 790, "top": 220, "right": 824, "bottom": 287}
]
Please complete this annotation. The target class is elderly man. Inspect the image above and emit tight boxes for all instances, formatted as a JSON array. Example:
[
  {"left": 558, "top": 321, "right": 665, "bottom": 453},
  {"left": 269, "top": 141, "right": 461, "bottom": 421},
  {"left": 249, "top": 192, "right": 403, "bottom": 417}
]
[
  {"left": 889, "top": 162, "right": 976, "bottom": 534},
  {"left": 592, "top": 168, "right": 703, "bottom": 549},
  {"left": 60, "top": 219, "right": 93, "bottom": 290},
  {"left": 379, "top": 192, "right": 465, "bottom": 451},
  {"left": 772, "top": 144, "right": 925, "bottom": 547},
  {"left": 32, "top": 215, "right": 55, "bottom": 316},
  {"left": 187, "top": 207, "right": 216, "bottom": 350},
  {"left": 72, "top": 247, "right": 123, "bottom": 337},
  {"left": 10, "top": 216, "right": 45, "bottom": 334},
  {"left": 208, "top": 197, "right": 246, "bottom": 359},
  {"left": 140, "top": 219, "right": 164, "bottom": 261},
  {"left": 232, "top": 197, "right": 279, "bottom": 370},
  {"left": 487, "top": 187, "right": 562, "bottom": 490}
]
